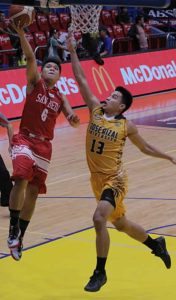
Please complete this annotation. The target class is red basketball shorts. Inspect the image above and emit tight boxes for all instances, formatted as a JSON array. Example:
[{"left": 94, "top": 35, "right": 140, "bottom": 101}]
[{"left": 11, "top": 133, "right": 52, "bottom": 194}]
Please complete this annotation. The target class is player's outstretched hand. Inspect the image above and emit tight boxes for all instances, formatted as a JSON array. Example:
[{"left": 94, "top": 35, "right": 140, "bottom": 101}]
[
  {"left": 66, "top": 31, "right": 77, "bottom": 53},
  {"left": 10, "top": 20, "right": 25, "bottom": 35},
  {"left": 67, "top": 113, "right": 80, "bottom": 128}
]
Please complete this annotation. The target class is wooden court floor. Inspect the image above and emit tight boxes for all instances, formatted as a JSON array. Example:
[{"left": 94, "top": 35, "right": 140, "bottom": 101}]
[{"left": 0, "top": 91, "right": 176, "bottom": 299}]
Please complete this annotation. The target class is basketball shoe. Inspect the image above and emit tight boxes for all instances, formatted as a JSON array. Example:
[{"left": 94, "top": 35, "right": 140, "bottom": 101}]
[
  {"left": 84, "top": 270, "right": 107, "bottom": 292},
  {"left": 7, "top": 225, "right": 21, "bottom": 248},
  {"left": 152, "top": 236, "right": 171, "bottom": 269},
  {"left": 10, "top": 237, "right": 23, "bottom": 261}
]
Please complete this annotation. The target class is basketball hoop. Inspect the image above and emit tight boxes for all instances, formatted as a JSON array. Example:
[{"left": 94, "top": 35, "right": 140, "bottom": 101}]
[{"left": 70, "top": 5, "right": 102, "bottom": 34}]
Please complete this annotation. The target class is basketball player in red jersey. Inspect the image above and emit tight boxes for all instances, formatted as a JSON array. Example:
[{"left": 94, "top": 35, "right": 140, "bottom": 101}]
[{"left": 7, "top": 24, "right": 80, "bottom": 261}]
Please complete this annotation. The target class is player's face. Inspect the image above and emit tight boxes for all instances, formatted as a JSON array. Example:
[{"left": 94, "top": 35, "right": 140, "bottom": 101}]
[
  {"left": 102, "top": 91, "right": 125, "bottom": 115},
  {"left": 42, "top": 62, "right": 60, "bottom": 83}
]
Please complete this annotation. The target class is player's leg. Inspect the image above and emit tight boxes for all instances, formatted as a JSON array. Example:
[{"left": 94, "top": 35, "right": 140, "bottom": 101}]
[
  {"left": 10, "top": 183, "right": 39, "bottom": 261},
  {"left": 8, "top": 178, "right": 28, "bottom": 248},
  {"left": 94, "top": 200, "right": 114, "bottom": 257},
  {"left": 112, "top": 216, "right": 171, "bottom": 269},
  {"left": 10, "top": 161, "right": 48, "bottom": 261},
  {"left": 112, "top": 215, "right": 148, "bottom": 242},
  {"left": 84, "top": 188, "right": 115, "bottom": 292},
  {"left": 7, "top": 135, "right": 36, "bottom": 252}
]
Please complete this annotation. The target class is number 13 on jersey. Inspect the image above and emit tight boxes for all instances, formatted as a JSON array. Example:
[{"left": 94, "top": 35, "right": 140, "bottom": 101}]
[{"left": 90, "top": 139, "right": 105, "bottom": 154}]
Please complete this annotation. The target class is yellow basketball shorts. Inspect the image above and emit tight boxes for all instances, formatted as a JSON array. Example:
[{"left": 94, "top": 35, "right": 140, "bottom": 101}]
[{"left": 90, "top": 172, "right": 128, "bottom": 222}]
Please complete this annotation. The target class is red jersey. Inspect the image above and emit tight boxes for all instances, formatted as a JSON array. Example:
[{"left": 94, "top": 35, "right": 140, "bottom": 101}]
[{"left": 20, "top": 79, "right": 63, "bottom": 140}]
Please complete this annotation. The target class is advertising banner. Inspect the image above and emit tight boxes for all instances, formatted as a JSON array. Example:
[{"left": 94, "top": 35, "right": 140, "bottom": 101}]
[{"left": 0, "top": 49, "right": 176, "bottom": 119}]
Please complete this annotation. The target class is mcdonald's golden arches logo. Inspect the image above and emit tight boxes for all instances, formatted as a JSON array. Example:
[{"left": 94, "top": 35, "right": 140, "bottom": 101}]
[{"left": 92, "top": 66, "right": 115, "bottom": 95}]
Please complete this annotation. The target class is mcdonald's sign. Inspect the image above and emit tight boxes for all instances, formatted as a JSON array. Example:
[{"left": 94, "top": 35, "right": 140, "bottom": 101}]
[{"left": 92, "top": 66, "right": 115, "bottom": 95}]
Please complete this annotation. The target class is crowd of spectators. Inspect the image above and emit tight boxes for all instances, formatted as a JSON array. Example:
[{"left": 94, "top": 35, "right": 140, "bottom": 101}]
[{"left": 0, "top": 5, "right": 175, "bottom": 69}]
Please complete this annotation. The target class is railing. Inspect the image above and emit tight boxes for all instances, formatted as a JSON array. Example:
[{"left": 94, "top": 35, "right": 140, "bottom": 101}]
[
  {"left": 112, "top": 33, "right": 168, "bottom": 55},
  {"left": 166, "top": 32, "right": 176, "bottom": 49},
  {"left": 0, "top": 45, "right": 47, "bottom": 69},
  {"left": 34, "top": 45, "right": 47, "bottom": 59},
  {"left": 0, "top": 48, "right": 17, "bottom": 69},
  {"left": 147, "top": 33, "right": 167, "bottom": 50},
  {"left": 0, "top": 48, "right": 17, "bottom": 54}
]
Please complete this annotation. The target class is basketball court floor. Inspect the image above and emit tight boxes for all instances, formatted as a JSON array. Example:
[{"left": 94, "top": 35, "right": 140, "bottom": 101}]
[{"left": 0, "top": 90, "right": 176, "bottom": 300}]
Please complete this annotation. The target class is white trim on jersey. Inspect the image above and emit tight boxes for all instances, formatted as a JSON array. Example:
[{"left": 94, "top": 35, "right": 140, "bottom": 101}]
[{"left": 12, "top": 145, "right": 50, "bottom": 174}]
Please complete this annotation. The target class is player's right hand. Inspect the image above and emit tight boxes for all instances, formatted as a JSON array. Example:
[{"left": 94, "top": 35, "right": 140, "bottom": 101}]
[{"left": 66, "top": 31, "right": 77, "bottom": 53}]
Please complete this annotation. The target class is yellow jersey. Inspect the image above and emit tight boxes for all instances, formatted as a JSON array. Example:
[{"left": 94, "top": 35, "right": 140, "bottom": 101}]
[{"left": 86, "top": 106, "right": 127, "bottom": 175}]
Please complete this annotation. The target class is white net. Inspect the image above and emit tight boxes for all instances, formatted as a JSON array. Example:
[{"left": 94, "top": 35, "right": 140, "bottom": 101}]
[{"left": 70, "top": 5, "right": 102, "bottom": 34}]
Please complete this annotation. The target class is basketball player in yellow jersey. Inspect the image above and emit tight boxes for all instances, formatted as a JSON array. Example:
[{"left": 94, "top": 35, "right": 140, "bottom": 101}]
[{"left": 67, "top": 35, "right": 176, "bottom": 292}]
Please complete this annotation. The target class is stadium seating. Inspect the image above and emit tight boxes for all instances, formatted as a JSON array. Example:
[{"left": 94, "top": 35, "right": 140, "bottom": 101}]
[
  {"left": 59, "top": 13, "right": 71, "bottom": 30},
  {"left": 36, "top": 13, "right": 50, "bottom": 32},
  {"left": 101, "top": 10, "right": 113, "bottom": 26},
  {"left": 112, "top": 24, "right": 133, "bottom": 54},
  {"left": 0, "top": 33, "right": 16, "bottom": 66},
  {"left": 111, "top": 9, "right": 118, "bottom": 25},
  {"left": 33, "top": 31, "right": 47, "bottom": 60},
  {"left": 28, "top": 17, "right": 39, "bottom": 33},
  {"left": 25, "top": 32, "right": 36, "bottom": 51},
  {"left": 122, "top": 24, "right": 132, "bottom": 36},
  {"left": 0, "top": 8, "right": 171, "bottom": 68},
  {"left": 2, "top": 17, "right": 10, "bottom": 30},
  {"left": 48, "top": 13, "right": 61, "bottom": 31},
  {"left": 147, "top": 33, "right": 167, "bottom": 49},
  {"left": 112, "top": 25, "right": 124, "bottom": 38}
]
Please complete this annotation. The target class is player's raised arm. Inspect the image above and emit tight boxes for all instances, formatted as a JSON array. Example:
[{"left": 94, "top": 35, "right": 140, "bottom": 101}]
[
  {"left": 67, "top": 33, "right": 100, "bottom": 111},
  {"left": 61, "top": 94, "right": 80, "bottom": 128},
  {"left": 11, "top": 22, "right": 40, "bottom": 90},
  {"left": 127, "top": 120, "right": 176, "bottom": 164}
]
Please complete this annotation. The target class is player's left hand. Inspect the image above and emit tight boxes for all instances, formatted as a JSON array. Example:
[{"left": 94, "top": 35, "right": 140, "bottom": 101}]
[{"left": 67, "top": 113, "right": 80, "bottom": 127}]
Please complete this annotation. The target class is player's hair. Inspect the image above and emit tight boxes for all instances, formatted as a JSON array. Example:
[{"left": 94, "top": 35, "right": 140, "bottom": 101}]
[
  {"left": 115, "top": 86, "right": 133, "bottom": 113},
  {"left": 42, "top": 56, "right": 61, "bottom": 73}
]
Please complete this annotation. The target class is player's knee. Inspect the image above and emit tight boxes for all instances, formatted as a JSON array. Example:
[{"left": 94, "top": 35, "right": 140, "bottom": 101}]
[
  {"left": 14, "top": 178, "right": 28, "bottom": 190},
  {"left": 93, "top": 210, "right": 106, "bottom": 230}
]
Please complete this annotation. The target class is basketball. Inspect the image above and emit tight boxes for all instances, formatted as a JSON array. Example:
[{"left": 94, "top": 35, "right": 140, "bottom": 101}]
[{"left": 9, "top": 5, "right": 35, "bottom": 28}]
